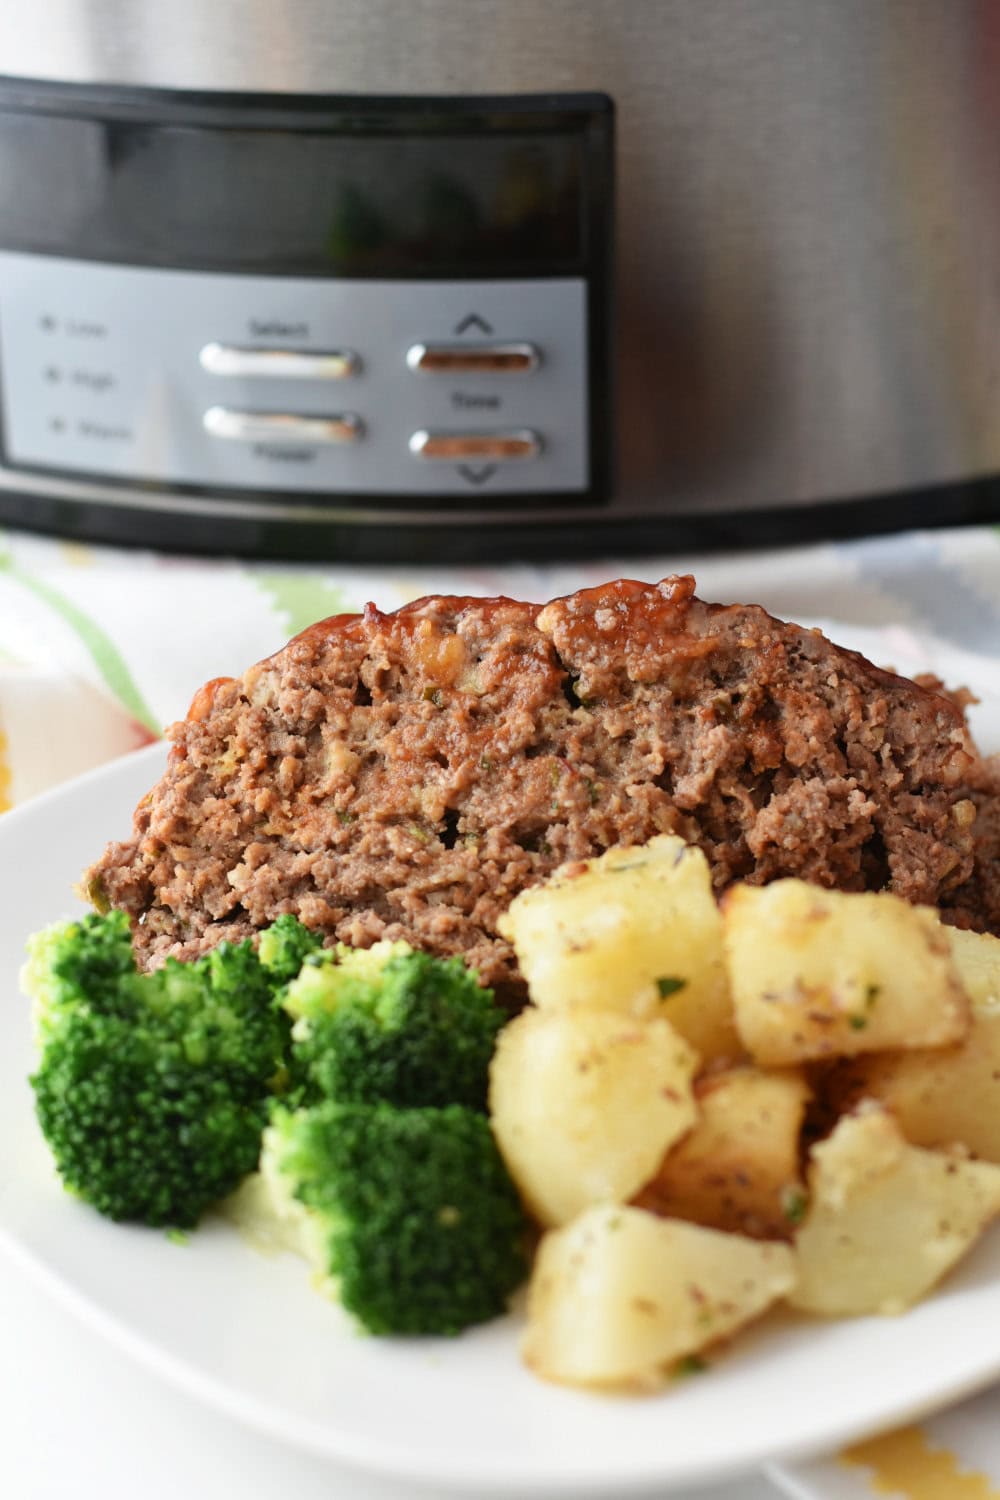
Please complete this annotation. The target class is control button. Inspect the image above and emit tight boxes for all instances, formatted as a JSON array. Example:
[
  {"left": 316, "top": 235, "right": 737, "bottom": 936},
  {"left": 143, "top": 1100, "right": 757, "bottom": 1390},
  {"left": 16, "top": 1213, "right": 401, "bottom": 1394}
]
[
  {"left": 199, "top": 343, "right": 359, "bottom": 380},
  {"left": 453, "top": 312, "right": 494, "bottom": 336},
  {"left": 408, "top": 429, "right": 542, "bottom": 461},
  {"left": 203, "top": 408, "right": 363, "bottom": 445},
  {"left": 405, "top": 342, "right": 540, "bottom": 376}
]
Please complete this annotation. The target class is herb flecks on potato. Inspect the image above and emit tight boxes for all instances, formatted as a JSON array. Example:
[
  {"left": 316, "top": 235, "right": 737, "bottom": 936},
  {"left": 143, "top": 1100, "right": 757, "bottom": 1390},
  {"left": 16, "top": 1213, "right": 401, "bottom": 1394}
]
[
  {"left": 498, "top": 834, "right": 739, "bottom": 1061},
  {"left": 789, "top": 1107, "right": 1000, "bottom": 1316},
  {"left": 489, "top": 1005, "right": 698, "bottom": 1228},
  {"left": 634, "top": 1066, "right": 811, "bottom": 1240},
  {"left": 722, "top": 880, "right": 969, "bottom": 1066},
  {"left": 523, "top": 1205, "right": 796, "bottom": 1389}
]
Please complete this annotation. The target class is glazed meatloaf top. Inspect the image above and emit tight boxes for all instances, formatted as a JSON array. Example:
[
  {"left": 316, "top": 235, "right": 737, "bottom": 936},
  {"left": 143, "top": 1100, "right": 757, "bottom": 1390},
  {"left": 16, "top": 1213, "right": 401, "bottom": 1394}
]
[{"left": 85, "top": 575, "right": 1000, "bottom": 1003}]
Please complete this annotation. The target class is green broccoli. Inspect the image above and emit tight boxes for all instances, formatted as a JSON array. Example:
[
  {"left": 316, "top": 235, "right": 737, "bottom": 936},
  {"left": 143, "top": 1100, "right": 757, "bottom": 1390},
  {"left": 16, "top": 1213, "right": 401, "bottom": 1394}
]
[
  {"left": 26, "top": 907, "right": 137, "bottom": 1035},
  {"left": 26, "top": 913, "right": 527, "bottom": 1337},
  {"left": 27, "top": 912, "right": 289, "bottom": 1228},
  {"left": 257, "top": 912, "right": 324, "bottom": 993},
  {"left": 284, "top": 941, "right": 507, "bottom": 1110},
  {"left": 262, "top": 1099, "right": 529, "bottom": 1335}
]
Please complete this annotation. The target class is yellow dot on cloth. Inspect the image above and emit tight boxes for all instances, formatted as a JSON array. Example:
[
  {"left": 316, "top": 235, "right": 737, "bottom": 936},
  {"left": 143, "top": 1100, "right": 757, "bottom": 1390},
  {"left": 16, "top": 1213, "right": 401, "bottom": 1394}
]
[
  {"left": 0, "top": 727, "right": 12, "bottom": 814},
  {"left": 57, "top": 540, "right": 95, "bottom": 567},
  {"left": 841, "top": 1424, "right": 1000, "bottom": 1499}
]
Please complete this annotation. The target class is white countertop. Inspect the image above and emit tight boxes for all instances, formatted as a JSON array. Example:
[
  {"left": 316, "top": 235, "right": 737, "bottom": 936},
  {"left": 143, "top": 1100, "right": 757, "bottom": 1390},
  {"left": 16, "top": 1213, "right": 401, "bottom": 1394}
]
[{"left": 0, "top": 1256, "right": 785, "bottom": 1500}]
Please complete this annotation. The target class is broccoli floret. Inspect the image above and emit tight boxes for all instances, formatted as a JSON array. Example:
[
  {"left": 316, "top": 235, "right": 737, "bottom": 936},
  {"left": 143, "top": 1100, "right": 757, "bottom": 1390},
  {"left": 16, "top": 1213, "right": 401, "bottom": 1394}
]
[
  {"left": 28, "top": 913, "right": 289, "bottom": 1228},
  {"left": 257, "top": 913, "right": 324, "bottom": 992},
  {"left": 25, "top": 909, "right": 136, "bottom": 1037},
  {"left": 25, "top": 914, "right": 524, "bottom": 1335},
  {"left": 263, "top": 1100, "right": 529, "bottom": 1335},
  {"left": 284, "top": 941, "right": 507, "bottom": 1110}
]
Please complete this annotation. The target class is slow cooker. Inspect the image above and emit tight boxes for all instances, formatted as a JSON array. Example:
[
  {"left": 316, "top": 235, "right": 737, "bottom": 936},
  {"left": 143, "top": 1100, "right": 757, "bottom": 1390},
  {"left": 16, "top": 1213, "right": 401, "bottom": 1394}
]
[{"left": 0, "top": 0, "right": 998, "bottom": 560}]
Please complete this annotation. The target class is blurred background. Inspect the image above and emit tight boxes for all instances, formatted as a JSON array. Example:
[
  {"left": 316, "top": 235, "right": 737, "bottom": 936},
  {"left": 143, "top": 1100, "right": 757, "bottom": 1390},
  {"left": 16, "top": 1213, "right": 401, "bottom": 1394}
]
[{"left": 2, "top": 0, "right": 1000, "bottom": 557}]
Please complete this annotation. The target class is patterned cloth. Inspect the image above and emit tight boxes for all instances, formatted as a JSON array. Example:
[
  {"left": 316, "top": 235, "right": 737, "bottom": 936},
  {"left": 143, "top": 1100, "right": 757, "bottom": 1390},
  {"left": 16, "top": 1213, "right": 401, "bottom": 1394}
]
[
  {"left": 4, "top": 519, "right": 1000, "bottom": 1500},
  {"left": 776, "top": 1396, "right": 1000, "bottom": 1499}
]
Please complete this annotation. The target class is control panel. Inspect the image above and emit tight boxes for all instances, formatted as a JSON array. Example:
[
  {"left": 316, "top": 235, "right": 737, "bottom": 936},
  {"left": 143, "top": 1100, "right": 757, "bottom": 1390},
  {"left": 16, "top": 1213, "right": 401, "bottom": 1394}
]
[{"left": 0, "top": 254, "right": 589, "bottom": 497}]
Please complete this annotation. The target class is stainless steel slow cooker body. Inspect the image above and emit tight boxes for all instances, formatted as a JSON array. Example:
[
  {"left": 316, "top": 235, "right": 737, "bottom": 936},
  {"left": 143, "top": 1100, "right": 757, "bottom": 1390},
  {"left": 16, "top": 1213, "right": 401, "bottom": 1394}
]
[{"left": 0, "top": 0, "right": 998, "bottom": 559}]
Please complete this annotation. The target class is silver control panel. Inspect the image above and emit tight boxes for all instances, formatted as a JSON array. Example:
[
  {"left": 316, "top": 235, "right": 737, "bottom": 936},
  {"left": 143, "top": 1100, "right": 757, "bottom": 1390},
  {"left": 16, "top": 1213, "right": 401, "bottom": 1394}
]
[{"left": 0, "top": 253, "right": 589, "bottom": 496}]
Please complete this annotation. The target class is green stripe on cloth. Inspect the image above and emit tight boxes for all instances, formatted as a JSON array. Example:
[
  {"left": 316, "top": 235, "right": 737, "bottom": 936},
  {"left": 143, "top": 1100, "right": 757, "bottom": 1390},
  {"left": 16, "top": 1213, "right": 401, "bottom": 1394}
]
[
  {"left": 0, "top": 553, "right": 160, "bottom": 734},
  {"left": 252, "top": 573, "right": 349, "bottom": 637}
]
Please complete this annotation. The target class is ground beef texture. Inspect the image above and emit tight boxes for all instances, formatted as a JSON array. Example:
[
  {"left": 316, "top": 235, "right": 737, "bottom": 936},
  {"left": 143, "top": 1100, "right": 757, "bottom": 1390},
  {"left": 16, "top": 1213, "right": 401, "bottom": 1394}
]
[{"left": 84, "top": 576, "right": 999, "bottom": 1004}]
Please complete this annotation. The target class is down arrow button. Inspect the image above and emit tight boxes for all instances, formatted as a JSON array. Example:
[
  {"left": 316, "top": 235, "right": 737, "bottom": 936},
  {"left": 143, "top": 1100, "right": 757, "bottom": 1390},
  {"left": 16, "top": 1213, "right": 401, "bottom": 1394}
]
[{"left": 457, "top": 463, "right": 497, "bottom": 485}]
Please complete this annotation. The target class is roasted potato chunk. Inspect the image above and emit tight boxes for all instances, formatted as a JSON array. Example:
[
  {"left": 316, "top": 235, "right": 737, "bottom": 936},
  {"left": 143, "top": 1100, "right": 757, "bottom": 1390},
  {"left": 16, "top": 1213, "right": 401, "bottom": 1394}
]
[
  {"left": 489, "top": 1006, "right": 698, "bottom": 1228},
  {"left": 790, "top": 1107, "right": 1000, "bottom": 1316},
  {"left": 723, "top": 881, "right": 969, "bottom": 1065},
  {"left": 523, "top": 1205, "right": 796, "bottom": 1389},
  {"left": 827, "top": 927, "right": 1000, "bottom": 1162},
  {"left": 826, "top": 1019, "right": 1000, "bottom": 1163},
  {"left": 634, "top": 1066, "right": 811, "bottom": 1239},
  {"left": 498, "top": 835, "right": 740, "bottom": 1061},
  {"left": 948, "top": 925, "right": 1000, "bottom": 1008}
]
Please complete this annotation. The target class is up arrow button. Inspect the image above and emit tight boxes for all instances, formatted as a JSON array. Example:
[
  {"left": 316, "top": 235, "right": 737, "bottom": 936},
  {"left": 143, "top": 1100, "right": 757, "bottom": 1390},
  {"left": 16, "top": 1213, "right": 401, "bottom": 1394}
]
[{"left": 453, "top": 312, "right": 494, "bottom": 336}]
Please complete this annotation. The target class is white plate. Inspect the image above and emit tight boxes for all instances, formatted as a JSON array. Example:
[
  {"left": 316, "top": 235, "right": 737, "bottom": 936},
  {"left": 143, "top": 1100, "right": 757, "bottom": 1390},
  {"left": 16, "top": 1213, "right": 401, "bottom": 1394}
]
[{"left": 3, "top": 660, "right": 1000, "bottom": 1498}]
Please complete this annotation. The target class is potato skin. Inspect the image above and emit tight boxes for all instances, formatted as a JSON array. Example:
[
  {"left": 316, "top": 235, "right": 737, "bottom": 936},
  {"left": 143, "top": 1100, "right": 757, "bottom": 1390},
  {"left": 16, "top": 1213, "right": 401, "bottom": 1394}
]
[{"left": 634, "top": 1066, "right": 811, "bottom": 1239}]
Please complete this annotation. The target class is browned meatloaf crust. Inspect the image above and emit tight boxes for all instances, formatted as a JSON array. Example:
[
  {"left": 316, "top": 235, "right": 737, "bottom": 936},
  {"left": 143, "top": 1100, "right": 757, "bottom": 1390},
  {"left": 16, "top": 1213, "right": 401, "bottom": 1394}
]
[{"left": 84, "top": 575, "right": 1000, "bottom": 1003}]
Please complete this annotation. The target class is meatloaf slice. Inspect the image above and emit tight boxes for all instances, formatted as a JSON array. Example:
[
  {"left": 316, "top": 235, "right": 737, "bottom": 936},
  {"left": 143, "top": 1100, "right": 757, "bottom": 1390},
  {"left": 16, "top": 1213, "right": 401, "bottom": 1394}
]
[{"left": 84, "top": 575, "right": 996, "bottom": 1003}]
